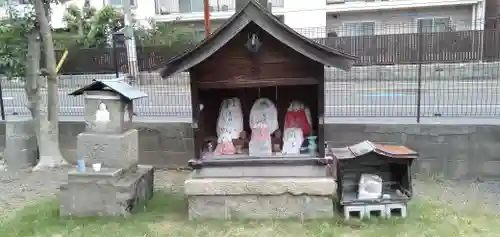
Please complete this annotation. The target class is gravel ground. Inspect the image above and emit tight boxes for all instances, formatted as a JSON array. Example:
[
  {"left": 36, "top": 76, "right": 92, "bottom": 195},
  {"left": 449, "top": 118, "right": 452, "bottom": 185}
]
[{"left": 0, "top": 168, "right": 499, "bottom": 216}]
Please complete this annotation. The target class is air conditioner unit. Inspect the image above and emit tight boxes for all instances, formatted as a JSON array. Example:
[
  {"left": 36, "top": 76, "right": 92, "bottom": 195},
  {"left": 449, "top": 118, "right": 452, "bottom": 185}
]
[{"left": 326, "top": 0, "right": 345, "bottom": 4}]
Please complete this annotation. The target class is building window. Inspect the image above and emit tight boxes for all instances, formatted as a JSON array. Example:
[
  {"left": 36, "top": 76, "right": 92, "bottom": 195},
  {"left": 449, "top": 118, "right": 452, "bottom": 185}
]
[
  {"left": 107, "top": 0, "right": 136, "bottom": 7},
  {"left": 417, "top": 17, "right": 454, "bottom": 33},
  {"left": 179, "top": 0, "right": 204, "bottom": 13},
  {"left": 343, "top": 22, "right": 375, "bottom": 36},
  {"left": 0, "top": 0, "right": 29, "bottom": 6}
]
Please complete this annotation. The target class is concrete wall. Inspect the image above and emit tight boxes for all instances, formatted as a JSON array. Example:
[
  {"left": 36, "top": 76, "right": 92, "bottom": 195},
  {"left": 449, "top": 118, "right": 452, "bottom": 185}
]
[
  {"left": 324, "top": 123, "right": 500, "bottom": 179},
  {"left": 1, "top": 118, "right": 499, "bottom": 179}
]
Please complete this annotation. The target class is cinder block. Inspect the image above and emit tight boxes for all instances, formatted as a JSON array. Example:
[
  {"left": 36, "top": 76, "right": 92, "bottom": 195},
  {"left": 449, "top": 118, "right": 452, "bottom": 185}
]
[
  {"left": 385, "top": 203, "right": 407, "bottom": 218},
  {"left": 343, "top": 205, "right": 365, "bottom": 220},
  {"left": 364, "top": 205, "right": 386, "bottom": 219}
]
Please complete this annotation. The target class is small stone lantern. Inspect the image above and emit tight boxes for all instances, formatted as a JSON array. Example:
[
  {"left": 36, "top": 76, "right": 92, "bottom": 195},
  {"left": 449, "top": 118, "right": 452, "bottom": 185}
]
[
  {"left": 60, "top": 78, "right": 153, "bottom": 217},
  {"left": 69, "top": 78, "right": 145, "bottom": 134}
]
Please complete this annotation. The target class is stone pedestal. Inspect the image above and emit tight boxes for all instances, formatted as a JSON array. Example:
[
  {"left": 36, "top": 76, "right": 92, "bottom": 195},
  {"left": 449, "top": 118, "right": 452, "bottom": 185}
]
[
  {"left": 61, "top": 128, "right": 154, "bottom": 217},
  {"left": 77, "top": 129, "right": 138, "bottom": 170},
  {"left": 184, "top": 165, "right": 336, "bottom": 220},
  {"left": 4, "top": 119, "right": 37, "bottom": 169},
  {"left": 59, "top": 165, "right": 154, "bottom": 217}
]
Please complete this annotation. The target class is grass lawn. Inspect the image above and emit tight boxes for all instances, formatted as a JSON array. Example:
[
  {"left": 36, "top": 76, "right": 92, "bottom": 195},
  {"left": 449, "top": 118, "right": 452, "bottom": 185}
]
[{"left": 0, "top": 191, "right": 499, "bottom": 237}]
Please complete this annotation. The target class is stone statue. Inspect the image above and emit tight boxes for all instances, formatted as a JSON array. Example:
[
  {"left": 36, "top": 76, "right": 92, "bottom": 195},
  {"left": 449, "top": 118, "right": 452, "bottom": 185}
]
[
  {"left": 284, "top": 101, "right": 311, "bottom": 136},
  {"left": 249, "top": 98, "right": 278, "bottom": 134},
  {"left": 214, "top": 132, "right": 236, "bottom": 155},
  {"left": 249, "top": 122, "right": 272, "bottom": 156},
  {"left": 358, "top": 173, "right": 383, "bottom": 200},
  {"left": 216, "top": 98, "right": 244, "bottom": 140},
  {"left": 282, "top": 127, "right": 304, "bottom": 155},
  {"left": 95, "top": 102, "right": 110, "bottom": 123}
]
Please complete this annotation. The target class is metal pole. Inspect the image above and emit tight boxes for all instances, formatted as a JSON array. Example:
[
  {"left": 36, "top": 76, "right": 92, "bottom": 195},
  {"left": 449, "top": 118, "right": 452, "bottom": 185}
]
[
  {"left": 123, "top": 0, "right": 138, "bottom": 83},
  {"left": 0, "top": 79, "right": 5, "bottom": 120},
  {"left": 203, "top": 0, "right": 211, "bottom": 38},
  {"left": 416, "top": 23, "right": 423, "bottom": 123},
  {"left": 112, "top": 34, "right": 119, "bottom": 78}
]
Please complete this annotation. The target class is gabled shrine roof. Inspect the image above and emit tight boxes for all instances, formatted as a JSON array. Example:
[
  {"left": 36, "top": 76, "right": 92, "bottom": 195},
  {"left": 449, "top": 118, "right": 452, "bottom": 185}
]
[
  {"left": 158, "top": 0, "right": 357, "bottom": 78},
  {"left": 68, "top": 78, "right": 148, "bottom": 100}
]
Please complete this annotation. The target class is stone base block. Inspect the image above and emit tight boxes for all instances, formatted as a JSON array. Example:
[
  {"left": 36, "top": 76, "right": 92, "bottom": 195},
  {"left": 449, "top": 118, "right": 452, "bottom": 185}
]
[
  {"left": 4, "top": 119, "right": 37, "bottom": 169},
  {"left": 77, "top": 129, "right": 138, "bottom": 170},
  {"left": 59, "top": 165, "right": 154, "bottom": 217},
  {"left": 188, "top": 195, "right": 334, "bottom": 220},
  {"left": 185, "top": 177, "right": 336, "bottom": 220}
]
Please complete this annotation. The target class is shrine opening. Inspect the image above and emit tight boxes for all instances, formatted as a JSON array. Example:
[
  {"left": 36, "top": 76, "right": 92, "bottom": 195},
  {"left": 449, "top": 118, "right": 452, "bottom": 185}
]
[{"left": 158, "top": 0, "right": 356, "bottom": 167}]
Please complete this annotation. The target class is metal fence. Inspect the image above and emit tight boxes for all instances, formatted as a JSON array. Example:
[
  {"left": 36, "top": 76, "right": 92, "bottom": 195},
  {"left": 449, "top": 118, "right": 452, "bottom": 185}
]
[{"left": 2, "top": 21, "right": 500, "bottom": 120}]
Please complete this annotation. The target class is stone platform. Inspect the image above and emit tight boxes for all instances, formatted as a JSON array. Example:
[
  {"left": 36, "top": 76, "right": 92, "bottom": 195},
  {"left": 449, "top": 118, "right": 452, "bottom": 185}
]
[
  {"left": 59, "top": 165, "right": 154, "bottom": 217},
  {"left": 185, "top": 165, "right": 336, "bottom": 220}
]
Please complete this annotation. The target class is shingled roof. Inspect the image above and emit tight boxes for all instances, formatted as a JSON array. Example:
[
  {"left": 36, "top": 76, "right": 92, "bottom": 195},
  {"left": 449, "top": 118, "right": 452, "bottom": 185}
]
[{"left": 158, "top": 0, "right": 357, "bottom": 78}]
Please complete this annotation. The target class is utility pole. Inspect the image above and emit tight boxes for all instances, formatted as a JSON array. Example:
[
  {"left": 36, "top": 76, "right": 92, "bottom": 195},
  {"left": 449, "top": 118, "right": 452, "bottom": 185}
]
[
  {"left": 123, "top": 0, "right": 139, "bottom": 84},
  {"left": 203, "top": 0, "right": 211, "bottom": 38}
]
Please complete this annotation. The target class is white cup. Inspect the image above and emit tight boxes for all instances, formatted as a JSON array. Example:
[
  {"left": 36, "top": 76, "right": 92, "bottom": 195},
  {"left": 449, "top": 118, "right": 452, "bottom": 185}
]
[{"left": 92, "top": 163, "right": 102, "bottom": 172}]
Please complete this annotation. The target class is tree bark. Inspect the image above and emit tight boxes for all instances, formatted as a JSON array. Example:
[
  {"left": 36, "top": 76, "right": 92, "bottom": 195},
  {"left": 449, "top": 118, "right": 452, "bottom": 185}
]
[
  {"left": 33, "top": 0, "right": 68, "bottom": 171},
  {"left": 25, "top": 29, "right": 41, "bottom": 154}
]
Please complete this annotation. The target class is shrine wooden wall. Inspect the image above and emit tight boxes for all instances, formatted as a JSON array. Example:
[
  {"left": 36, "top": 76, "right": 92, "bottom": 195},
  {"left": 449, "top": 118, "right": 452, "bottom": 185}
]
[{"left": 190, "top": 22, "right": 324, "bottom": 89}]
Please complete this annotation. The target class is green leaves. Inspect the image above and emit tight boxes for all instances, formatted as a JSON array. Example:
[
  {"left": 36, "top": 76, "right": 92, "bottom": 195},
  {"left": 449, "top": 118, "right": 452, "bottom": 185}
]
[{"left": 0, "top": 6, "right": 37, "bottom": 79}]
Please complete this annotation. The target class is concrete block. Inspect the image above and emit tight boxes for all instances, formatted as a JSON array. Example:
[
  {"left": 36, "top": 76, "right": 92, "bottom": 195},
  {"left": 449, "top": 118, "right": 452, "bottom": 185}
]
[
  {"left": 188, "top": 195, "right": 334, "bottom": 220},
  {"left": 365, "top": 204, "right": 386, "bottom": 218},
  {"left": 344, "top": 204, "right": 403, "bottom": 220},
  {"left": 385, "top": 203, "right": 407, "bottom": 218},
  {"left": 184, "top": 177, "right": 336, "bottom": 196},
  {"left": 189, "top": 165, "right": 330, "bottom": 178},
  {"left": 77, "top": 129, "right": 138, "bottom": 170},
  {"left": 343, "top": 205, "right": 365, "bottom": 220},
  {"left": 4, "top": 119, "right": 37, "bottom": 169}
]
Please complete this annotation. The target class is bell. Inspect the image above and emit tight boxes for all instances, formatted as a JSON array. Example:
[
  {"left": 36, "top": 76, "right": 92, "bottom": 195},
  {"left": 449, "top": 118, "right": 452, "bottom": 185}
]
[{"left": 245, "top": 33, "right": 262, "bottom": 53}]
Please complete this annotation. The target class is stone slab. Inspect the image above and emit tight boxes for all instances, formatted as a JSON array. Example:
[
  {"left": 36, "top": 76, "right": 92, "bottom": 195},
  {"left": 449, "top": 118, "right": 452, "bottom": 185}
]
[
  {"left": 4, "top": 119, "right": 37, "bottom": 169},
  {"left": 59, "top": 165, "right": 154, "bottom": 217},
  {"left": 68, "top": 167, "right": 124, "bottom": 184},
  {"left": 184, "top": 177, "right": 336, "bottom": 196},
  {"left": 77, "top": 129, "right": 138, "bottom": 170},
  {"left": 189, "top": 165, "right": 331, "bottom": 178},
  {"left": 188, "top": 195, "right": 334, "bottom": 220}
]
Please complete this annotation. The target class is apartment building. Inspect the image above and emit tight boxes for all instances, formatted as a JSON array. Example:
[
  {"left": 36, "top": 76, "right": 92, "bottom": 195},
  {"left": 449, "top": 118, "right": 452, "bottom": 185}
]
[{"left": 0, "top": 0, "right": 489, "bottom": 37}]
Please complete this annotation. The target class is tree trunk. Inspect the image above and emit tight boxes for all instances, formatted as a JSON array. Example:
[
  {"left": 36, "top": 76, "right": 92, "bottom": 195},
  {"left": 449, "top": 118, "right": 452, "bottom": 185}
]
[
  {"left": 25, "top": 29, "right": 42, "bottom": 152},
  {"left": 25, "top": 30, "right": 41, "bottom": 121},
  {"left": 33, "top": 0, "right": 67, "bottom": 171}
]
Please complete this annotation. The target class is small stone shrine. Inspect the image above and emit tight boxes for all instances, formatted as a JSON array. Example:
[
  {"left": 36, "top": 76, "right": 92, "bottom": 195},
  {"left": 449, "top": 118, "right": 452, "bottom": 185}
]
[
  {"left": 330, "top": 141, "right": 418, "bottom": 220},
  {"left": 158, "top": 0, "right": 356, "bottom": 220},
  {"left": 59, "top": 78, "right": 154, "bottom": 217}
]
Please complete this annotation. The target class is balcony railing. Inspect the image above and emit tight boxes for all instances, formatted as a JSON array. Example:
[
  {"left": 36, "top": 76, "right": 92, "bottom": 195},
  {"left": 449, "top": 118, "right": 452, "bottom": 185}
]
[{"left": 156, "top": 0, "right": 284, "bottom": 15}]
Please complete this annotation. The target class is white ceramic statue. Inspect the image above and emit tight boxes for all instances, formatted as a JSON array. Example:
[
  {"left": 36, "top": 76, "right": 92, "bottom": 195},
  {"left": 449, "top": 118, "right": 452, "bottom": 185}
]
[
  {"left": 216, "top": 98, "right": 244, "bottom": 139},
  {"left": 95, "top": 102, "right": 110, "bottom": 123},
  {"left": 249, "top": 98, "right": 278, "bottom": 134},
  {"left": 357, "top": 173, "right": 383, "bottom": 200},
  {"left": 281, "top": 127, "right": 304, "bottom": 155}
]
